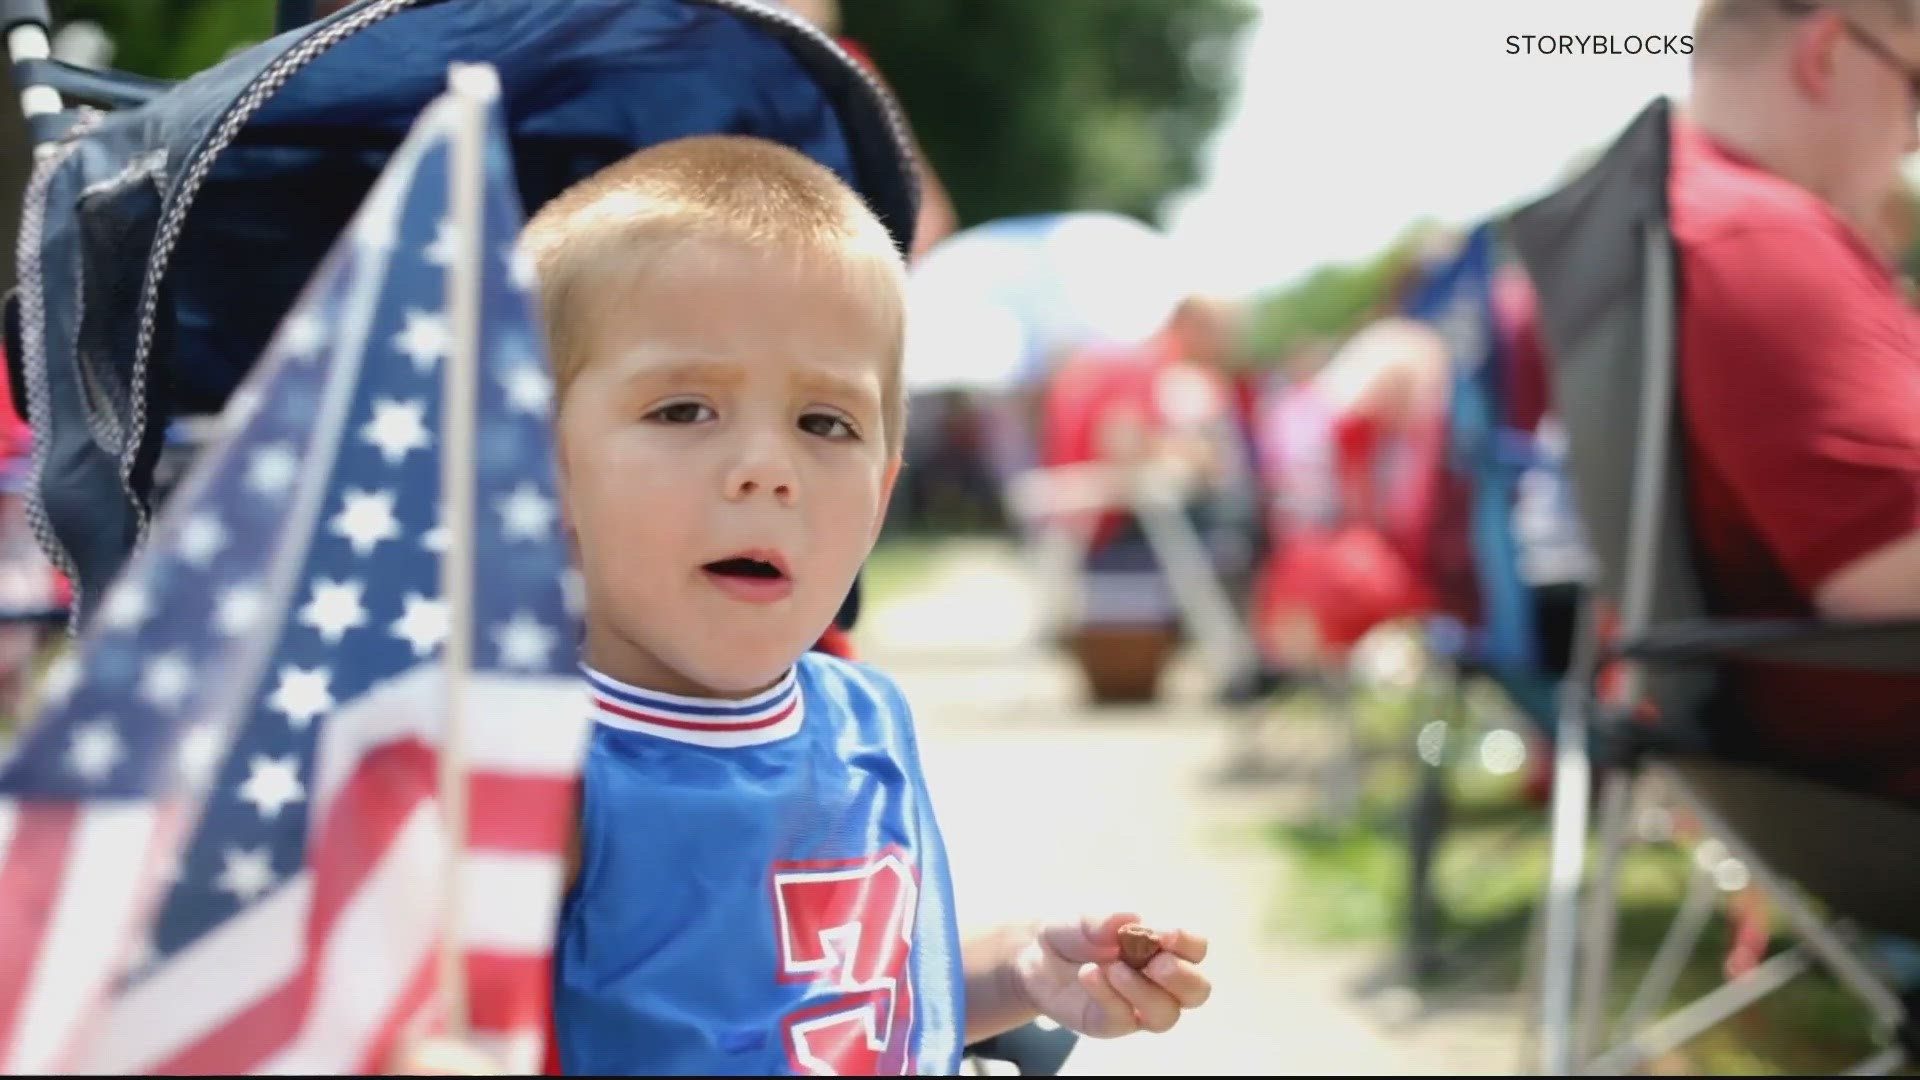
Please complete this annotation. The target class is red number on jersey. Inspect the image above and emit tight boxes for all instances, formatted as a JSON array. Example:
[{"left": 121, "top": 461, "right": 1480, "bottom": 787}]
[{"left": 771, "top": 849, "right": 919, "bottom": 1075}]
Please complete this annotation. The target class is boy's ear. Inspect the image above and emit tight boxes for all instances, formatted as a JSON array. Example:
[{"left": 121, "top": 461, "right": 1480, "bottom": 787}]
[{"left": 872, "top": 455, "right": 902, "bottom": 543}]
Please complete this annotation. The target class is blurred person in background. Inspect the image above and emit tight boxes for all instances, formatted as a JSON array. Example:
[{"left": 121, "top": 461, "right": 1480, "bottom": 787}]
[
  {"left": 1662, "top": 0, "right": 1920, "bottom": 803},
  {"left": 1248, "top": 317, "right": 1448, "bottom": 675},
  {"left": 1037, "top": 295, "right": 1267, "bottom": 699}
]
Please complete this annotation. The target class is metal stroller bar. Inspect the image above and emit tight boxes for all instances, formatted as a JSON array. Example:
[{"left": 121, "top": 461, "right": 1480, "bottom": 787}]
[{"left": 4, "top": 0, "right": 170, "bottom": 147}]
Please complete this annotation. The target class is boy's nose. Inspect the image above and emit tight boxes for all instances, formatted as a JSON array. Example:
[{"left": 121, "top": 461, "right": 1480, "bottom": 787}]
[{"left": 723, "top": 439, "right": 799, "bottom": 506}]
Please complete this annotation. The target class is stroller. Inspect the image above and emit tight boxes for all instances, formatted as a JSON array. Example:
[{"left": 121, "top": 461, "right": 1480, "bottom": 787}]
[{"left": 4, "top": 0, "right": 1074, "bottom": 1073}]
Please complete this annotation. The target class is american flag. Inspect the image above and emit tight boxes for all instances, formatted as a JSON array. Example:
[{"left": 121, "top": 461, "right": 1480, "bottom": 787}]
[{"left": 0, "top": 74, "right": 586, "bottom": 1074}]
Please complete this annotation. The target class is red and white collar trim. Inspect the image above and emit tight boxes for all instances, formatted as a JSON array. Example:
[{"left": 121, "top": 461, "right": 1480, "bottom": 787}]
[{"left": 583, "top": 664, "right": 804, "bottom": 748}]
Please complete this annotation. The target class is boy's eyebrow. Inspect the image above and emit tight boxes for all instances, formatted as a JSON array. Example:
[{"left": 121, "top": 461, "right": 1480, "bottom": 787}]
[
  {"left": 619, "top": 357, "right": 748, "bottom": 389},
  {"left": 792, "top": 368, "right": 880, "bottom": 410}
]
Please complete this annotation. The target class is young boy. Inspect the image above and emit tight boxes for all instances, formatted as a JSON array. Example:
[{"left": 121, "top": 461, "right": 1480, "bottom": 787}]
[{"left": 517, "top": 135, "right": 1211, "bottom": 1075}]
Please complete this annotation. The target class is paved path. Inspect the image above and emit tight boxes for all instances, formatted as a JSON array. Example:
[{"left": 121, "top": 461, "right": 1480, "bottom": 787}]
[{"left": 858, "top": 540, "right": 1524, "bottom": 1075}]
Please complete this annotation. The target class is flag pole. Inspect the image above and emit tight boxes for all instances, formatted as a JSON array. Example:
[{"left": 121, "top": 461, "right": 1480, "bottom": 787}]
[{"left": 438, "top": 61, "right": 495, "bottom": 1043}]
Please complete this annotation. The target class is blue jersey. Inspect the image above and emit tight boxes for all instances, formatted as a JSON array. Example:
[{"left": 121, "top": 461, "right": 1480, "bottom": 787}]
[{"left": 554, "top": 653, "right": 965, "bottom": 1075}]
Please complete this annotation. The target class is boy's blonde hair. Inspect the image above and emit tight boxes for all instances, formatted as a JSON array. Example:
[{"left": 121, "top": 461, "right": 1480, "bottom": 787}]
[{"left": 519, "top": 134, "right": 909, "bottom": 454}]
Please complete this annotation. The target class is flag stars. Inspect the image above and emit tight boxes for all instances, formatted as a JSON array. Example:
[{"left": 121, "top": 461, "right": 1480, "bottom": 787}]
[
  {"left": 174, "top": 512, "right": 228, "bottom": 568},
  {"left": 299, "top": 578, "right": 369, "bottom": 644},
  {"left": 278, "top": 308, "right": 328, "bottom": 363},
  {"left": 216, "top": 583, "right": 267, "bottom": 639},
  {"left": 506, "top": 243, "right": 537, "bottom": 292},
  {"left": 247, "top": 443, "right": 301, "bottom": 498},
  {"left": 36, "top": 654, "right": 81, "bottom": 711},
  {"left": 222, "top": 385, "right": 263, "bottom": 436},
  {"left": 67, "top": 720, "right": 125, "bottom": 783},
  {"left": 237, "top": 754, "right": 305, "bottom": 821},
  {"left": 496, "top": 483, "right": 556, "bottom": 542},
  {"left": 361, "top": 397, "right": 432, "bottom": 465},
  {"left": 214, "top": 846, "right": 277, "bottom": 904},
  {"left": 354, "top": 182, "right": 402, "bottom": 253},
  {"left": 176, "top": 721, "right": 224, "bottom": 790},
  {"left": 138, "top": 651, "right": 194, "bottom": 712},
  {"left": 500, "top": 364, "right": 552, "bottom": 417},
  {"left": 98, "top": 584, "right": 152, "bottom": 633},
  {"left": 331, "top": 488, "right": 402, "bottom": 556},
  {"left": 267, "top": 665, "right": 334, "bottom": 730},
  {"left": 391, "top": 593, "right": 449, "bottom": 658},
  {"left": 426, "top": 217, "right": 459, "bottom": 267},
  {"left": 493, "top": 612, "right": 557, "bottom": 671},
  {"left": 394, "top": 308, "right": 450, "bottom": 373}
]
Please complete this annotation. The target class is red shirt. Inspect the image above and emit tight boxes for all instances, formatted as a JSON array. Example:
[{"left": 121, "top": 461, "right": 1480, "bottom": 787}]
[
  {"left": 1671, "top": 116, "right": 1920, "bottom": 798},
  {"left": 1040, "top": 333, "right": 1225, "bottom": 547}
]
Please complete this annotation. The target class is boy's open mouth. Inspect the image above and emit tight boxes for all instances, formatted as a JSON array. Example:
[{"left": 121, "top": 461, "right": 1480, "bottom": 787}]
[
  {"left": 701, "top": 552, "right": 793, "bottom": 604},
  {"left": 702, "top": 556, "right": 786, "bottom": 580}
]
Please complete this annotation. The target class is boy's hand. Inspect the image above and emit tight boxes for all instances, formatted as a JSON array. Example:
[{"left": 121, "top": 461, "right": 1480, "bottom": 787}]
[{"left": 1010, "top": 912, "right": 1211, "bottom": 1038}]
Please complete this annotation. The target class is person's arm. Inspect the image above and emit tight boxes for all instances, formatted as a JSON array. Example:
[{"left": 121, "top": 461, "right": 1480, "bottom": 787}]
[
  {"left": 1815, "top": 531, "right": 1920, "bottom": 618},
  {"left": 961, "top": 920, "right": 1043, "bottom": 1044},
  {"left": 1680, "top": 225, "right": 1920, "bottom": 619}
]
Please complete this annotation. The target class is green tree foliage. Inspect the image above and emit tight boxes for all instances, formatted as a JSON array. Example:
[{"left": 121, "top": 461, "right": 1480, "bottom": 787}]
[
  {"left": 1244, "top": 222, "right": 1446, "bottom": 362},
  {"left": 839, "top": 0, "right": 1254, "bottom": 227},
  {"left": 52, "top": 0, "right": 276, "bottom": 80}
]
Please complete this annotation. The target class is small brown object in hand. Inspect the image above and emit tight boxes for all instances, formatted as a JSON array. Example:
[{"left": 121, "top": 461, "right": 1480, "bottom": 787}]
[{"left": 1118, "top": 923, "right": 1162, "bottom": 970}]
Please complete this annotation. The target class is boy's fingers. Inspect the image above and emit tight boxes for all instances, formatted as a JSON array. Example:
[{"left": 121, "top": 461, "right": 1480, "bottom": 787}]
[
  {"left": 1084, "top": 911, "right": 1141, "bottom": 946},
  {"left": 1077, "top": 962, "right": 1141, "bottom": 1038},
  {"left": 1144, "top": 953, "right": 1213, "bottom": 1010},
  {"left": 1106, "top": 962, "right": 1182, "bottom": 1034},
  {"left": 1155, "top": 927, "right": 1208, "bottom": 963}
]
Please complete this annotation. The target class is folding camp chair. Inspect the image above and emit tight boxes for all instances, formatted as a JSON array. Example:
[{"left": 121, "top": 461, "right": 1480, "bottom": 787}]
[
  {"left": 1510, "top": 97, "right": 1920, "bottom": 1075},
  {"left": 1397, "top": 222, "right": 1581, "bottom": 988}
]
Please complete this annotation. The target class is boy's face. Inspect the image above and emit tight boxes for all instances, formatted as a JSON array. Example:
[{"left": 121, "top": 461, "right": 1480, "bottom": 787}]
[{"left": 556, "top": 238, "right": 899, "bottom": 697}]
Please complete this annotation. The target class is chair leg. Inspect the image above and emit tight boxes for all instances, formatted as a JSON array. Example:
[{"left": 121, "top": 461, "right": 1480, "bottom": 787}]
[
  {"left": 1536, "top": 693, "right": 1597, "bottom": 1075},
  {"left": 1612, "top": 850, "right": 1718, "bottom": 1044},
  {"left": 1518, "top": 894, "right": 1550, "bottom": 1074},
  {"left": 1574, "top": 768, "right": 1636, "bottom": 1066},
  {"left": 1322, "top": 666, "right": 1362, "bottom": 823},
  {"left": 1659, "top": 769, "right": 1911, "bottom": 1041},
  {"left": 1405, "top": 665, "right": 1459, "bottom": 985},
  {"left": 1589, "top": 945, "right": 1813, "bottom": 1074}
]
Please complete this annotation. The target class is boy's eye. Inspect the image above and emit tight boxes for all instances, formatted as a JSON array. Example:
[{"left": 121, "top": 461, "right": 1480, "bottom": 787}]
[
  {"left": 799, "top": 412, "right": 859, "bottom": 440},
  {"left": 649, "top": 401, "right": 715, "bottom": 425}
]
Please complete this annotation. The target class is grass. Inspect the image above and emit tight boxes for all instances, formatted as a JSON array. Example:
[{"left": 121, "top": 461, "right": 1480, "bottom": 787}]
[
  {"left": 858, "top": 534, "right": 951, "bottom": 609},
  {"left": 1259, "top": 676, "right": 1899, "bottom": 1075}
]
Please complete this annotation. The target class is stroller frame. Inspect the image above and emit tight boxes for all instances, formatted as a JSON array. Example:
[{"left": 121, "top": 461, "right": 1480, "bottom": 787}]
[
  {"left": 6, "top": 0, "right": 1077, "bottom": 1073},
  {"left": 1515, "top": 99, "right": 1920, "bottom": 1076}
]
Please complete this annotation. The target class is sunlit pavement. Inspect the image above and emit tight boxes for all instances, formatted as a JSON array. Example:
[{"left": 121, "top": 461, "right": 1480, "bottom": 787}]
[{"left": 858, "top": 540, "right": 1523, "bottom": 1076}]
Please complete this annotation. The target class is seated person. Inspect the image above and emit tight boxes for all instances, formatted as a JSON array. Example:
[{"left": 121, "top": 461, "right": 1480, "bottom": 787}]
[
  {"left": 1037, "top": 296, "right": 1255, "bottom": 627},
  {"left": 1250, "top": 317, "right": 1447, "bottom": 670},
  {"left": 1667, "top": 0, "right": 1920, "bottom": 804}
]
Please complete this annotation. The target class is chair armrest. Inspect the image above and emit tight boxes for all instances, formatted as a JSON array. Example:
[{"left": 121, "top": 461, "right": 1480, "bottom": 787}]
[
  {"left": 964, "top": 1021, "right": 1080, "bottom": 1076},
  {"left": 1618, "top": 618, "right": 1920, "bottom": 675}
]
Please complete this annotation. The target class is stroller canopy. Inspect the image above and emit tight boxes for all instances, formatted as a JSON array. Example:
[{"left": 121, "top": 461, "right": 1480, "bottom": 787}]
[{"left": 10, "top": 0, "right": 918, "bottom": 623}]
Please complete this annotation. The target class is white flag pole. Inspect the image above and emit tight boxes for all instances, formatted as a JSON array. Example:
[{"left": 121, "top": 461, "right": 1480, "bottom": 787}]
[{"left": 438, "top": 61, "right": 497, "bottom": 1043}]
